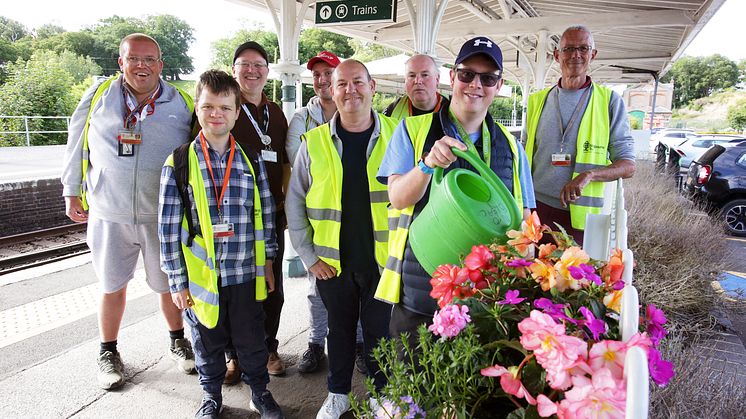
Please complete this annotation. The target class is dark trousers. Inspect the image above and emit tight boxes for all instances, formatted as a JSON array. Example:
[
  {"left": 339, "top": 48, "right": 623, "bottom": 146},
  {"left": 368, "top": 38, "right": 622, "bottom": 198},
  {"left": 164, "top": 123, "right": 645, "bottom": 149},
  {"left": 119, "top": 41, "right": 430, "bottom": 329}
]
[
  {"left": 316, "top": 269, "right": 391, "bottom": 394},
  {"left": 185, "top": 281, "right": 269, "bottom": 397},
  {"left": 535, "top": 201, "right": 585, "bottom": 245},
  {"left": 389, "top": 303, "right": 434, "bottom": 368},
  {"left": 263, "top": 210, "right": 286, "bottom": 353}
]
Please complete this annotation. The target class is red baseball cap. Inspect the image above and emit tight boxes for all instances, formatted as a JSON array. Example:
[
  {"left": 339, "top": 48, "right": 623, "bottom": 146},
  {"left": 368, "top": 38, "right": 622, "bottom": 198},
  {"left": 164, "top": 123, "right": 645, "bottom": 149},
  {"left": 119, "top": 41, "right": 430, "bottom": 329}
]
[{"left": 306, "top": 51, "right": 341, "bottom": 70}]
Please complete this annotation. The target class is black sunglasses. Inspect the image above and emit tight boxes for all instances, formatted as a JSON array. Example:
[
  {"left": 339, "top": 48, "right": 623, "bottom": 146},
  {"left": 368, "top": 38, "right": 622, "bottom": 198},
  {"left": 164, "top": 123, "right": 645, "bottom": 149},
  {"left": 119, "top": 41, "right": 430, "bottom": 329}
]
[{"left": 455, "top": 68, "right": 501, "bottom": 87}]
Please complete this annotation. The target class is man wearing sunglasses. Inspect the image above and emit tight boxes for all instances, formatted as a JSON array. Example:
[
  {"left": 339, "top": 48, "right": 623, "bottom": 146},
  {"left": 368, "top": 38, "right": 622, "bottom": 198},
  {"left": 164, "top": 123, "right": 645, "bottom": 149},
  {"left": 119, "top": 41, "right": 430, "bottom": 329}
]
[
  {"left": 383, "top": 54, "right": 450, "bottom": 121},
  {"left": 375, "top": 37, "right": 535, "bottom": 347},
  {"left": 523, "top": 25, "right": 635, "bottom": 244}
]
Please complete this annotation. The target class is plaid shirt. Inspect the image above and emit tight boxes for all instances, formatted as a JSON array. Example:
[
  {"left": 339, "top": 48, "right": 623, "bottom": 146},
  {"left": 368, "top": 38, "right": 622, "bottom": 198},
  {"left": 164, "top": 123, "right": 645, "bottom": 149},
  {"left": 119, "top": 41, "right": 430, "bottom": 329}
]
[{"left": 158, "top": 138, "right": 277, "bottom": 293}]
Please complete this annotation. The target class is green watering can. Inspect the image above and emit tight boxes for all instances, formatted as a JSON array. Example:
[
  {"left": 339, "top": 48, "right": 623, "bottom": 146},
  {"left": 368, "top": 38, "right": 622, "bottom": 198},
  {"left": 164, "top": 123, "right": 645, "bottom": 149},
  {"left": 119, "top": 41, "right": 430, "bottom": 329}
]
[{"left": 409, "top": 147, "right": 522, "bottom": 275}]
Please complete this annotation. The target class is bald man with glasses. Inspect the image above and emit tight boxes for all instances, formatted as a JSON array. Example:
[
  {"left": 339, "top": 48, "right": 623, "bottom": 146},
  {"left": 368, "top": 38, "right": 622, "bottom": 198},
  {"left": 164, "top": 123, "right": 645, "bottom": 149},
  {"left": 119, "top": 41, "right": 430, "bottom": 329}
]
[{"left": 522, "top": 25, "right": 635, "bottom": 245}]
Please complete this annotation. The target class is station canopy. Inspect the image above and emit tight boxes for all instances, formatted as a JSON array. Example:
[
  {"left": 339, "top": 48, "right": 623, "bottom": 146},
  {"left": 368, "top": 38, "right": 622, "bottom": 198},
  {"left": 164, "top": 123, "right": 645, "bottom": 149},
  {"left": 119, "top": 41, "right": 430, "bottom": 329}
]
[{"left": 228, "top": 0, "right": 725, "bottom": 89}]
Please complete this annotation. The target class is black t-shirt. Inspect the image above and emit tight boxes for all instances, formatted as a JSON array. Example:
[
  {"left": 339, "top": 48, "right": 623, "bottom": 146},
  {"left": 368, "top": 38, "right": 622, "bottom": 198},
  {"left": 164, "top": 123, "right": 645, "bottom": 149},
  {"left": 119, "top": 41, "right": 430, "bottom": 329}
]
[{"left": 337, "top": 121, "right": 377, "bottom": 273}]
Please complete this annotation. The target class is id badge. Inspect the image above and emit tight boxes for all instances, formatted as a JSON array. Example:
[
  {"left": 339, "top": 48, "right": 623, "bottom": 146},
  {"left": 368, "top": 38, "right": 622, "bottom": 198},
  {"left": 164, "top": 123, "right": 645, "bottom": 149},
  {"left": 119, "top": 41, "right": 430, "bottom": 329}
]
[
  {"left": 213, "top": 223, "right": 235, "bottom": 238},
  {"left": 261, "top": 149, "right": 278, "bottom": 163},
  {"left": 118, "top": 142, "right": 135, "bottom": 157},
  {"left": 551, "top": 153, "right": 572, "bottom": 167},
  {"left": 117, "top": 129, "right": 142, "bottom": 144}
]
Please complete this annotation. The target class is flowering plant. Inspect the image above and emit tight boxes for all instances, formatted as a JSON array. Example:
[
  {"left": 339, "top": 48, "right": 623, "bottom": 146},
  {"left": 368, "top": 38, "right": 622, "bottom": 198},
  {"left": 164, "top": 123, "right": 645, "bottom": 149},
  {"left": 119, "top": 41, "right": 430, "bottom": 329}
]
[{"left": 354, "top": 212, "right": 674, "bottom": 419}]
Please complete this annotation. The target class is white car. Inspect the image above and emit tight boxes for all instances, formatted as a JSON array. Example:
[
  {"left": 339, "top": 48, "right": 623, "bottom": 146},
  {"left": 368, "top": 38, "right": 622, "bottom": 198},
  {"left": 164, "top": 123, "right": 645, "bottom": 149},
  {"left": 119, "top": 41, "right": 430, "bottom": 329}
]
[
  {"left": 649, "top": 129, "right": 696, "bottom": 152},
  {"left": 671, "top": 135, "right": 746, "bottom": 169}
]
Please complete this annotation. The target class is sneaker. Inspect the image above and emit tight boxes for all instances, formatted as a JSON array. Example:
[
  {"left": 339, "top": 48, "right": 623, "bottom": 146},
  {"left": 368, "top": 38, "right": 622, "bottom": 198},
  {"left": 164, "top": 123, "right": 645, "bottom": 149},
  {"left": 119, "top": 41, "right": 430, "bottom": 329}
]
[
  {"left": 298, "top": 343, "right": 325, "bottom": 373},
  {"left": 223, "top": 358, "right": 241, "bottom": 385},
  {"left": 355, "top": 343, "right": 368, "bottom": 374},
  {"left": 195, "top": 396, "right": 222, "bottom": 419},
  {"left": 267, "top": 351, "right": 286, "bottom": 376},
  {"left": 97, "top": 350, "right": 125, "bottom": 390},
  {"left": 316, "top": 392, "right": 351, "bottom": 419},
  {"left": 169, "top": 338, "right": 196, "bottom": 374},
  {"left": 250, "top": 389, "right": 285, "bottom": 419}
]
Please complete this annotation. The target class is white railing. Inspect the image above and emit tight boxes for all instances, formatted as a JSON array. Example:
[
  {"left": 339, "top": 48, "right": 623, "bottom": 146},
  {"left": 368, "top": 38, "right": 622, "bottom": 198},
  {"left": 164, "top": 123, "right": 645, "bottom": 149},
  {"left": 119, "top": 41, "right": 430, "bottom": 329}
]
[
  {"left": 0, "top": 116, "right": 71, "bottom": 146},
  {"left": 496, "top": 118, "right": 523, "bottom": 128},
  {"left": 583, "top": 179, "right": 649, "bottom": 419}
]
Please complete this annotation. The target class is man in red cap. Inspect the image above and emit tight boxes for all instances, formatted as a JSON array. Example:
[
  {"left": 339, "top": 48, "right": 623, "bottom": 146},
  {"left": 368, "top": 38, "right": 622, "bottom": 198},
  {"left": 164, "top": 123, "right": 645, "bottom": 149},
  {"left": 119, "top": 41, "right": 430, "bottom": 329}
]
[{"left": 286, "top": 51, "right": 368, "bottom": 375}]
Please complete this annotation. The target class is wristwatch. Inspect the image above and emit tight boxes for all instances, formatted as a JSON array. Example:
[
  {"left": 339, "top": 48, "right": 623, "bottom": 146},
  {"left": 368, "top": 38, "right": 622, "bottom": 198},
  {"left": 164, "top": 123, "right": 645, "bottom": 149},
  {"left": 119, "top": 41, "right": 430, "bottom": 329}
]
[{"left": 418, "top": 156, "right": 435, "bottom": 175}]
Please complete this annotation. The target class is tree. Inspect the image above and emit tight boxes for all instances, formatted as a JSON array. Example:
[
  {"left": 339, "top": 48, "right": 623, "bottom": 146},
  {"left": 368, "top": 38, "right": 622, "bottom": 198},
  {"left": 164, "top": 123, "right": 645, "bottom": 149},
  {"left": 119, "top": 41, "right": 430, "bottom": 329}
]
[
  {"left": 662, "top": 55, "right": 739, "bottom": 108},
  {"left": 727, "top": 100, "right": 746, "bottom": 131},
  {"left": 348, "top": 39, "right": 400, "bottom": 62},
  {"left": 738, "top": 59, "right": 746, "bottom": 86},
  {"left": 298, "top": 28, "right": 354, "bottom": 62},
  {"left": 144, "top": 15, "right": 194, "bottom": 80},
  {"left": 35, "top": 24, "right": 66, "bottom": 40},
  {"left": 0, "top": 17, "right": 29, "bottom": 42}
]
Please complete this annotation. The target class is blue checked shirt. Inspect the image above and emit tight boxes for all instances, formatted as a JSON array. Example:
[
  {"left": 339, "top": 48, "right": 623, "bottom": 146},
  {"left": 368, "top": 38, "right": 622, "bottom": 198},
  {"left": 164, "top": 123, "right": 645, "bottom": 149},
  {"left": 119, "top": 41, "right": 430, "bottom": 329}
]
[{"left": 158, "top": 139, "right": 277, "bottom": 293}]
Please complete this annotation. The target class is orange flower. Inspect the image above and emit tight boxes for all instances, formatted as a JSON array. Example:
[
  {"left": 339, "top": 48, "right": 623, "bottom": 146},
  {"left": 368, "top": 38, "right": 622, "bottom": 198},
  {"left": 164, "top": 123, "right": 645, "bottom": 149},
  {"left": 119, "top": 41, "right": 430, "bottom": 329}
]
[
  {"left": 603, "top": 248, "right": 624, "bottom": 286},
  {"left": 507, "top": 211, "right": 546, "bottom": 257},
  {"left": 529, "top": 259, "right": 557, "bottom": 291},
  {"left": 538, "top": 243, "right": 557, "bottom": 259},
  {"left": 603, "top": 290, "right": 623, "bottom": 312},
  {"left": 554, "top": 247, "right": 590, "bottom": 291}
]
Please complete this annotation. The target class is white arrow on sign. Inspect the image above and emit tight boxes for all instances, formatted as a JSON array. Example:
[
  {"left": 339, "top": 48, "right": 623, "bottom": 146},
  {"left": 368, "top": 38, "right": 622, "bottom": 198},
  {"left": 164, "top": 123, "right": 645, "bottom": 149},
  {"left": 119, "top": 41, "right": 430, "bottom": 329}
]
[{"left": 319, "top": 5, "right": 332, "bottom": 20}]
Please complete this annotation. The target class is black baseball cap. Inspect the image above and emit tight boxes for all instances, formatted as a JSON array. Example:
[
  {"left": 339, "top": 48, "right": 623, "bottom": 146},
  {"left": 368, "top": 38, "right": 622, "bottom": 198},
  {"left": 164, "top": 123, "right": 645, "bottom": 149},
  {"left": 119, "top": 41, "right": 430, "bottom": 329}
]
[
  {"left": 233, "top": 41, "right": 269, "bottom": 65},
  {"left": 455, "top": 37, "right": 503, "bottom": 70}
]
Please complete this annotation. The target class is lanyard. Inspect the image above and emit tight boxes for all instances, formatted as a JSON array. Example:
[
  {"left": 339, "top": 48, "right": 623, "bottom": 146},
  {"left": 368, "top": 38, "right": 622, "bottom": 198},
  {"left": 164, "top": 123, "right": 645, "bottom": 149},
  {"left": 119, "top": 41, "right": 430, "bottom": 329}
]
[
  {"left": 199, "top": 132, "right": 236, "bottom": 218},
  {"left": 409, "top": 93, "right": 443, "bottom": 115},
  {"left": 241, "top": 103, "right": 271, "bottom": 147},
  {"left": 555, "top": 85, "right": 591, "bottom": 153},
  {"left": 447, "top": 108, "right": 491, "bottom": 165},
  {"left": 122, "top": 83, "right": 161, "bottom": 129}
]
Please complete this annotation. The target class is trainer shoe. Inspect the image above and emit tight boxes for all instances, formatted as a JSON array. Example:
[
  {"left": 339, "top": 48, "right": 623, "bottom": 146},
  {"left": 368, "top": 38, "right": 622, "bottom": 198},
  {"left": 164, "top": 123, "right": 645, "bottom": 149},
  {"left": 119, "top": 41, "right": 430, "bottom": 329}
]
[
  {"left": 316, "top": 392, "right": 351, "bottom": 419},
  {"left": 169, "top": 338, "right": 196, "bottom": 374},
  {"left": 267, "top": 351, "right": 286, "bottom": 376},
  {"left": 250, "top": 389, "right": 285, "bottom": 419},
  {"left": 355, "top": 343, "right": 368, "bottom": 374},
  {"left": 224, "top": 358, "right": 241, "bottom": 385},
  {"left": 195, "top": 395, "right": 222, "bottom": 419},
  {"left": 97, "top": 350, "right": 125, "bottom": 390},
  {"left": 298, "top": 343, "right": 325, "bottom": 373}
]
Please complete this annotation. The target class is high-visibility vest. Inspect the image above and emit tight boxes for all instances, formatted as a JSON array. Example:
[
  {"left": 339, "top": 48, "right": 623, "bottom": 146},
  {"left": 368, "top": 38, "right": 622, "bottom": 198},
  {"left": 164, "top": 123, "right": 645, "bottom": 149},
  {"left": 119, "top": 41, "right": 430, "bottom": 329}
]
[
  {"left": 163, "top": 142, "right": 266, "bottom": 329},
  {"left": 524, "top": 83, "right": 612, "bottom": 230},
  {"left": 80, "top": 74, "right": 194, "bottom": 210},
  {"left": 375, "top": 112, "right": 522, "bottom": 304},
  {"left": 301, "top": 115, "right": 397, "bottom": 275},
  {"left": 388, "top": 94, "right": 445, "bottom": 121}
]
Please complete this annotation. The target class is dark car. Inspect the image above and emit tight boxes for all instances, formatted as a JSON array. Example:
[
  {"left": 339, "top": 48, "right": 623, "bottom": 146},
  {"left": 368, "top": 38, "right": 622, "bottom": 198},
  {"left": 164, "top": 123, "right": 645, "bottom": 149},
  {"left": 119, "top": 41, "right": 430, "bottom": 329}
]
[{"left": 684, "top": 140, "right": 746, "bottom": 236}]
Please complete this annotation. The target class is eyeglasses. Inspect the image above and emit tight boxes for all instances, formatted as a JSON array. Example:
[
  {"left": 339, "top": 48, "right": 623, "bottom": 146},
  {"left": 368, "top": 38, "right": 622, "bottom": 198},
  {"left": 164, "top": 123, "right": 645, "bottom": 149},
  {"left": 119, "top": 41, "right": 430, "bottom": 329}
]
[
  {"left": 559, "top": 45, "right": 594, "bottom": 54},
  {"left": 124, "top": 56, "right": 161, "bottom": 66},
  {"left": 455, "top": 68, "right": 501, "bottom": 87},
  {"left": 234, "top": 61, "right": 268, "bottom": 70}
]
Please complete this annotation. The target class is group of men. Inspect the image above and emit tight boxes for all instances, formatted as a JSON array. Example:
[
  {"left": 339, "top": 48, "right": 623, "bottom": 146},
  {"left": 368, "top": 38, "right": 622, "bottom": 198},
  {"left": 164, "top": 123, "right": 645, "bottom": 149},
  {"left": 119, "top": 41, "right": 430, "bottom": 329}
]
[{"left": 61, "top": 24, "right": 634, "bottom": 419}]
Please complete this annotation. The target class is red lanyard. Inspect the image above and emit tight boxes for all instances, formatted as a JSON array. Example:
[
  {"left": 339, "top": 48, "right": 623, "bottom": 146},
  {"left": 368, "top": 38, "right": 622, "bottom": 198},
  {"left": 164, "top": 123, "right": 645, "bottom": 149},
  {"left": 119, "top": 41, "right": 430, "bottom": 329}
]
[
  {"left": 123, "top": 85, "right": 160, "bottom": 129},
  {"left": 199, "top": 132, "right": 236, "bottom": 215}
]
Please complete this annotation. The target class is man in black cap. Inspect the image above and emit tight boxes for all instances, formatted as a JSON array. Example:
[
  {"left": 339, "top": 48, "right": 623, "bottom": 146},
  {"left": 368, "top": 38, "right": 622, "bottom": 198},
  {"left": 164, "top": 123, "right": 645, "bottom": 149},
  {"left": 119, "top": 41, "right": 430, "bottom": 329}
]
[
  {"left": 220, "top": 41, "right": 290, "bottom": 381},
  {"left": 375, "top": 37, "right": 535, "bottom": 342}
]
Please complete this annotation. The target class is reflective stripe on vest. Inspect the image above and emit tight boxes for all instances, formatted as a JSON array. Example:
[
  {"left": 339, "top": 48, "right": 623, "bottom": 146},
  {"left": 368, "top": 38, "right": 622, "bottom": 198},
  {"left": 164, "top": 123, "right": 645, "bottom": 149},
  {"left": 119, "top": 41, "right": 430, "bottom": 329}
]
[
  {"left": 374, "top": 112, "right": 522, "bottom": 304},
  {"left": 163, "top": 142, "right": 266, "bottom": 329},
  {"left": 525, "top": 83, "right": 612, "bottom": 230},
  {"left": 303, "top": 114, "right": 396, "bottom": 275},
  {"left": 80, "top": 75, "right": 195, "bottom": 210}
]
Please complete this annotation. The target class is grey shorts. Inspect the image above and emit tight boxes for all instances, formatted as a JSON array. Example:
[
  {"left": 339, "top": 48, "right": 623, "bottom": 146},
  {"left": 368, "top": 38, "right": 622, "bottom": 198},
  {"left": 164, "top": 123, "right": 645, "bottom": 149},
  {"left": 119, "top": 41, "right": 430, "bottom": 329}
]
[{"left": 87, "top": 217, "right": 169, "bottom": 294}]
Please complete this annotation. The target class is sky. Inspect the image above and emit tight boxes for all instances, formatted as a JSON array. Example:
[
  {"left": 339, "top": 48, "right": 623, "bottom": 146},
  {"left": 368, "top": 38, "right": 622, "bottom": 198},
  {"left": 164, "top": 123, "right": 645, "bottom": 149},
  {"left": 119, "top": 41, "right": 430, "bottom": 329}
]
[{"left": 3, "top": 0, "right": 745, "bottom": 77}]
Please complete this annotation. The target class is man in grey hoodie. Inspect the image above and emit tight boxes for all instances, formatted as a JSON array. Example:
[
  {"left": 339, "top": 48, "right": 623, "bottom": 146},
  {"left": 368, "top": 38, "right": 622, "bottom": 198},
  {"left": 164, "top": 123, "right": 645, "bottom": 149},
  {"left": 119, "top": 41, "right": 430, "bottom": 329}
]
[{"left": 285, "top": 51, "right": 367, "bottom": 375}]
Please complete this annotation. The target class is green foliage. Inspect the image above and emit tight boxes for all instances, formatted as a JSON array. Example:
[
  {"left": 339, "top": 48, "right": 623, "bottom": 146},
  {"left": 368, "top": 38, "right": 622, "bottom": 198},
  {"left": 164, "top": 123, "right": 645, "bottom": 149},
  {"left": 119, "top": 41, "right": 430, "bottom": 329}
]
[
  {"left": 34, "top": 24, "right": 65, "bottom": 40},
  {"left": 349, "top": 38, "right": 400, "bottom": 62},
  {"left": 0, "top": 50, "right": 100, "bottom": 146},
  {"left": 298, "top": 28, "right": 354, "bottom": 62},
  {"left": 727, "top": 99, "right": 746, "bottom": 131},
  {"left": 662, "top": 55, "right": 739, "bottom": 108},
  {"left": 629, "top": 117, "right": 641, "bottom": 130},
  {"left": 210, "top": 23, "right": 279, "bottom": 69},
  {"left": 0, "top": 17, "right": 29, "bottom": 42},
  {"left": 145, "top": 15, "right": 195, "bottom": 80}
]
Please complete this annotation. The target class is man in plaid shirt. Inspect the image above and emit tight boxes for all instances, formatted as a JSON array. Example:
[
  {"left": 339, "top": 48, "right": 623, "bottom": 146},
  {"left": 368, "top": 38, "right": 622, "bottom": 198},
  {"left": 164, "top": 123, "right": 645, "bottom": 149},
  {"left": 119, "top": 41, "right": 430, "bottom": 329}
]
[{"left": 158, "top": 70, "right": 284, "bottom": 419}]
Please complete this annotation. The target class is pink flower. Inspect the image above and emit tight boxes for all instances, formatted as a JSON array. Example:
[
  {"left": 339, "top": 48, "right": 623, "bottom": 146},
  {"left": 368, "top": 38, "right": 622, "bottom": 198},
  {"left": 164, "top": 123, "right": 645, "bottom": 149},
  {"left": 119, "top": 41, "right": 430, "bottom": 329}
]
[
  {"left": 537, "top": 394, "right": 558, "bottom": 417},
  {"left": 626, "top": 332, "right": 653, "bottom": 353},
  {"left": 429, "top": 265, "right": 475, "bottom": 308},
  {"left": 558, "top": 368, "right": 626, "bottom": 419},
  {"left": 498, "top": 289, "right": 526, "bottom": 305},
  {"left": 518, "top": 311, "right": 588, "bottom": 378},
  {"left": 464, "top": 244, "right": 495, "bottom": 271},
  {"left": 579, "top": 306, "right": 607, "bottom": 341},
  {"left": 506, "top": 258, "right": 533, "bottom": 268},
  {"left": 648, "top": 347, "right": 675, "bottom": 386},
  {"left": 644, "top": 304, "right": 668, "bottom": 346},
  {"left": 534, "top": 298, "right": 576, "bottom": 324},
  {"left": 588, "top": 340, "right": 627, "bottom": 379},
  {"left": 428, "top": 304, "right": 470, "bottom": 338},
  {"left": 481, "top": 364, "right": 536, "bottom": 405}
]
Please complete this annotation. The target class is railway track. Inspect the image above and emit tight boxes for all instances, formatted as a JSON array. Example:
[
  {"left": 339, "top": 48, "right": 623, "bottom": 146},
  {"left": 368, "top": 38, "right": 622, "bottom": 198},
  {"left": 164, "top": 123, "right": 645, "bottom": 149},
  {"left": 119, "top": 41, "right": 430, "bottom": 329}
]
[{"left": 0, "top": 224, "right": 89, "bottom": 274}]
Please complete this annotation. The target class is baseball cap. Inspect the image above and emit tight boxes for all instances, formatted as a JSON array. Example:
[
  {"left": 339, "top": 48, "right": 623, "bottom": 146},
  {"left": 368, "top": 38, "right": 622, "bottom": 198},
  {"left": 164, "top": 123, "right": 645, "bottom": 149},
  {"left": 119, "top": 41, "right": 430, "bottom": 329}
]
[
  {"left": 233, "top": 41, "right": 269, "bottom": 65},
  {"left": 455, "top": 37, "right": 503, "bottom": 70},
  {"left": 306, "top": 51, "right": 341, "bottom": 70}
]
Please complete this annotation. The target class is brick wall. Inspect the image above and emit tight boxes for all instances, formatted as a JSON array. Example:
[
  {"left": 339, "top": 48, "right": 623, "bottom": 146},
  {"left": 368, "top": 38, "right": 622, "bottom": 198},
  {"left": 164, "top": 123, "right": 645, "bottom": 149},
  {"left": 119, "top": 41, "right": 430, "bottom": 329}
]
[{"left": 0, "top": 177, "right": 69, "bottom": 236}]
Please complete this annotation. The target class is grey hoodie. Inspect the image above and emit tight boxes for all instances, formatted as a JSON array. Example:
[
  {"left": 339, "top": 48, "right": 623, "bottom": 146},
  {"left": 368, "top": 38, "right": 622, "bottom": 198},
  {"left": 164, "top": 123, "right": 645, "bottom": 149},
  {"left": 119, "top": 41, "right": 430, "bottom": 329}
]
[{"left": 285, "top": 96, "right": 328, "bottom": 165}]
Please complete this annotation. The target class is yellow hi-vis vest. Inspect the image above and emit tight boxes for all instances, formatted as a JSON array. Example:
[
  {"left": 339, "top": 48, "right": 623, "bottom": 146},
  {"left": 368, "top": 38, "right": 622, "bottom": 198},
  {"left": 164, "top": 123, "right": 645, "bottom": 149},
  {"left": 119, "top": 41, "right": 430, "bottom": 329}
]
[
  {"left": 524, "top": 83, "right": 612, "bottom": 230},
  {"left": 302, "top": 115, "right": 397, "bottom": 275},
  {"left": 163, "top": 142, "right": 266, "bottom": 329},
  {"left": 389, "top": 96, "right": 412, "bottom": 121},
  {"left": 80, "top": 75, "right": 194, "bottom": 210},
  {"left": 375, "top": 112, "right": 522, "bottom": 304}
]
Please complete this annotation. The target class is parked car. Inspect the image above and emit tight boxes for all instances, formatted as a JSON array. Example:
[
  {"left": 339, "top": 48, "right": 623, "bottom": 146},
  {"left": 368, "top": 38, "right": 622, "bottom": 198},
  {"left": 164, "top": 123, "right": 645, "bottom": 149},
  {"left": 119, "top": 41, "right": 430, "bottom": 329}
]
[
  {"left": 649, "top": 129, "right": 696, "bottom": 152},
  {"left": 670, "top": 135, "right": 746, "bottom": 170},
  {"left": 684, "top": 140, "right": 746, "bottom": 236}
]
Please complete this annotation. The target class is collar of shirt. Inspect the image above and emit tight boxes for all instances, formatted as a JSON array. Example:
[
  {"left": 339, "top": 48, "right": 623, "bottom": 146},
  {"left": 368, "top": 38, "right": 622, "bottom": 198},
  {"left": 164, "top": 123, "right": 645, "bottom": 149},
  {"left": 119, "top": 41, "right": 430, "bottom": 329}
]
[{"left": 557, "top": 75, "right": 592, "bottom": 89}]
